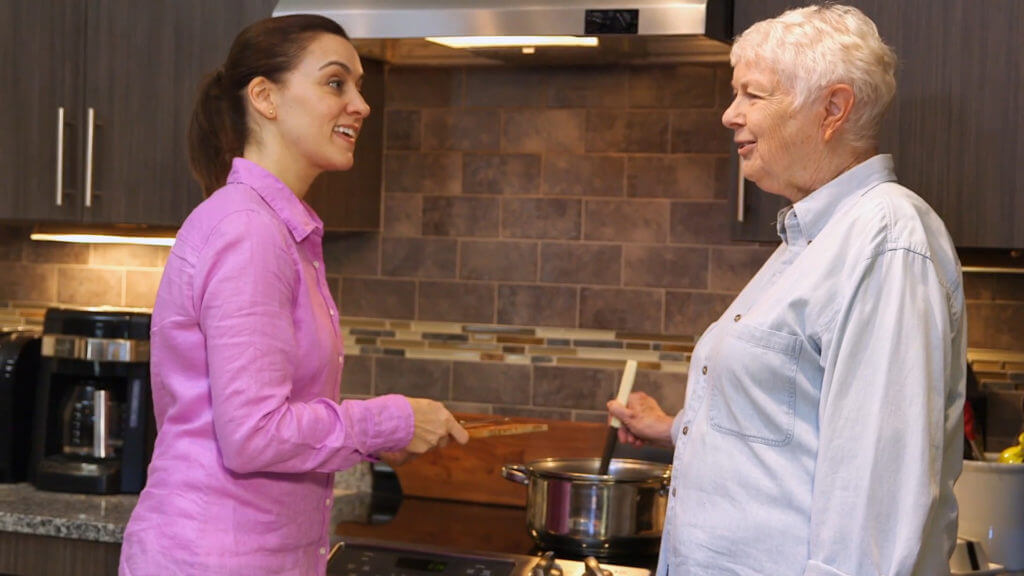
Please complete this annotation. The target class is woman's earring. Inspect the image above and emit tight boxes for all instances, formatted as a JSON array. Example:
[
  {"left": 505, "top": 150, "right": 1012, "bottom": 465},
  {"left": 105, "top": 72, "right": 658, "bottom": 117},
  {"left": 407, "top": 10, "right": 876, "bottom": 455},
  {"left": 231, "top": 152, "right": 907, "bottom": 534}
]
[{"left": 268, "top": 108, "right": 276, "bottom": 118}]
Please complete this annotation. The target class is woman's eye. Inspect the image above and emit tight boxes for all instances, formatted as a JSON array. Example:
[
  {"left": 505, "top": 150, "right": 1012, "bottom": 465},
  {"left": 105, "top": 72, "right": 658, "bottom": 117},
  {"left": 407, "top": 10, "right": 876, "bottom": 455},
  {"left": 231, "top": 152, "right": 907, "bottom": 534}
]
[{"left": 328, "top": 79, "right": 343, "bottom": 89}]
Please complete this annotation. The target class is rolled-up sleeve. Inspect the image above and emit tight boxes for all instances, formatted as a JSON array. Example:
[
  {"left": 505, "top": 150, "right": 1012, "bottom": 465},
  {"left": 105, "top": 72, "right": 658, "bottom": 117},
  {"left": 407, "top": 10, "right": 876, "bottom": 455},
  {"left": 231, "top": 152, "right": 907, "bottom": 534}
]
[
  {"left": 194, "top": 210, "right": 413, "bottom": 474},
  {"left": 806, "top": 248, "right": 960, "bottom": 576}
]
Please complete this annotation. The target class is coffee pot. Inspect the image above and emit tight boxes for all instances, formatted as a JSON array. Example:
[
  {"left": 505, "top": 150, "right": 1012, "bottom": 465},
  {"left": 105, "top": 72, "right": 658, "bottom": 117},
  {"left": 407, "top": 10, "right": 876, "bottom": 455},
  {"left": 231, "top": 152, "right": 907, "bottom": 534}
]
[{"left": 60, "top": 382, "right": 123, "bottom": 460}]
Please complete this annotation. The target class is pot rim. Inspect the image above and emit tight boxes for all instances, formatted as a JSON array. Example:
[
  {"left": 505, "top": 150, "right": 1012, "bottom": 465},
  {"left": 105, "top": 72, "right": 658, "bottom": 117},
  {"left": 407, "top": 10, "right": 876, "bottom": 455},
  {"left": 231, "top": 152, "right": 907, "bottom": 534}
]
[{"left": 521, "top": 457, "right": 671, "bottom": 483}]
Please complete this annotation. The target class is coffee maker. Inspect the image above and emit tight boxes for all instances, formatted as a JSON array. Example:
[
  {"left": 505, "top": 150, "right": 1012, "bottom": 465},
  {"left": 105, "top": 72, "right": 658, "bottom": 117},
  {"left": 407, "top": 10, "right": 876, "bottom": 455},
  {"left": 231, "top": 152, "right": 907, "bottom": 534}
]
[{"left": 29, "top": 308, "right": 154, "bottom": 494}]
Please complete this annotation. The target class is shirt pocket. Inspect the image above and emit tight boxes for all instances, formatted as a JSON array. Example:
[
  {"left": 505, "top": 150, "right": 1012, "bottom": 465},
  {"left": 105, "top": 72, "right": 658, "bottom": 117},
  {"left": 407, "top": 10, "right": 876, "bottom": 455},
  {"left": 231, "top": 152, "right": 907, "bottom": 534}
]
[{"left": 708, "top": 322, "right": 802, "bottom": 447}]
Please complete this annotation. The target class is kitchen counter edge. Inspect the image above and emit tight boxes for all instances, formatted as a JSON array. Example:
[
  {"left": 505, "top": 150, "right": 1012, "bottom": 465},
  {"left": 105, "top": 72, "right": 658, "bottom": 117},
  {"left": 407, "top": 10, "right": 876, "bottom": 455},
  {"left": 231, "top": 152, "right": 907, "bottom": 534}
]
[{"left": 0, "top": 482, "right": 372, "bottom": 545}]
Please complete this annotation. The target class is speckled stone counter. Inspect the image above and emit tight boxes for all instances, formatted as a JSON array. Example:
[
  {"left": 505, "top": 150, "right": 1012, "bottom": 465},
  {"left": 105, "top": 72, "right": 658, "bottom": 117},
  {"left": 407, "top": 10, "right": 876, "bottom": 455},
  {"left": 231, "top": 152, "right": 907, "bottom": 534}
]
[
  {"left": 0, "top": 483, "right": 136, "bottom": 543},
  {"left": 0, "top": 482, "right": 375, "bottom": 545},
  {"left": 0, "top": 462, "right": 373, "bottom": 545}
]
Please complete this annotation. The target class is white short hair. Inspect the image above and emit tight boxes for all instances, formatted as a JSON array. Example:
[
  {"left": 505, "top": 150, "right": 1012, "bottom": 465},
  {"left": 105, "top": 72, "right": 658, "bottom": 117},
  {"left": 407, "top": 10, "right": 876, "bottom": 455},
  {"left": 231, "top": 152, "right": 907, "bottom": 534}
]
[{"left": 731, "top": 3, "right": 897, "bottom": 149}]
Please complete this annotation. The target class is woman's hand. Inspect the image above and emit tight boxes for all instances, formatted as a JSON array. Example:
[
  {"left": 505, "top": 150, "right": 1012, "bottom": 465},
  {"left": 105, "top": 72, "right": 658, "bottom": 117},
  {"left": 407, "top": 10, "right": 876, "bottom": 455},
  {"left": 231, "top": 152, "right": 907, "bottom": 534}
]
[
  {"left": 607, "top": 391, "right": 675, "bottom": 447},
  {"left": 379, "top": 398, "right": 468, "bottom": 466}
]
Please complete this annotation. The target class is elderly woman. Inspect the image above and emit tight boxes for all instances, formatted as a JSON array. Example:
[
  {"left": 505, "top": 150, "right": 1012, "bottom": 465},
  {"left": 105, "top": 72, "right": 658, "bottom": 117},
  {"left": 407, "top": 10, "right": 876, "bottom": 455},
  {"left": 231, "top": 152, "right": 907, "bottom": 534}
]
[{"left": 608, "top": 5, "right": 965, "bottom": 576}]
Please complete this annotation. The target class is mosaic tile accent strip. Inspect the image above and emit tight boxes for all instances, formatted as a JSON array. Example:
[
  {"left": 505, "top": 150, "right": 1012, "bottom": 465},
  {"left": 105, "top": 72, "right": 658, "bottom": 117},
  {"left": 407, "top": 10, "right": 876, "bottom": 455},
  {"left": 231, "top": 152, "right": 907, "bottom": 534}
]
[
  {"left": 339, "top": 317, "right": 1024, "bottom": 385},
  {"left": 340, "top": 316, "right": 696, "bottom": 370}
]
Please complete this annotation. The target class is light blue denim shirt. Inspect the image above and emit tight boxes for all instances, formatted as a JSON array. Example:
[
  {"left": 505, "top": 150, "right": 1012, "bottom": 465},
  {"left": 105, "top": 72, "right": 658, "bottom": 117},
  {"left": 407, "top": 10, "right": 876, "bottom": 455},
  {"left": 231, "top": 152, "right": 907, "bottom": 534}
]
[{"left": 660, "top": 155, "right": 966, "bottom": 576}]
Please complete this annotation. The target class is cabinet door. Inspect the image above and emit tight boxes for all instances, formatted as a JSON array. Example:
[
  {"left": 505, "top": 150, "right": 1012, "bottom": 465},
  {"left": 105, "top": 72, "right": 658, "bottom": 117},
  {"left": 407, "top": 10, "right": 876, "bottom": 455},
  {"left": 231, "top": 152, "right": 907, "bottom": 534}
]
[
  {"left": 82, "top": 0, "right": 276, "bottom": 226},
  {"left": 729, "top": 0, "right": 1024, "bottom": 248},
  {"left": 0, "top": 1, "right": 84, "bottom": 222},
  {"left": 305, "top": 58, "right": 385, "bottom": 231},
  {"left": 866, "top": 0, "right": 1023, "bottom": 247}
]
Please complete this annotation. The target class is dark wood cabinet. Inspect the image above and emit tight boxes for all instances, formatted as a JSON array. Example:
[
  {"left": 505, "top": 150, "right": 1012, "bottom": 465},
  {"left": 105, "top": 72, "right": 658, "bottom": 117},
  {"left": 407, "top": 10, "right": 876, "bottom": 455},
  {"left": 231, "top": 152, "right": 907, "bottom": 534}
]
[
  {"left": 729, "top": 0, "right": 1024, "bottom": 248},
  {"left": 82, "top": 0, "right": 278, "bottom": 226},
  {"left": 0, "top": 0, "right": 277, "bottom": 227},
  {"left": 0, "top": 1, "right": 85, "bottom": 223},
  {"left": 0, "top": 531, "right": 120, "bottom": 576},
  {"left": 2, "top": 1, "right": 383, "bottom": 231}
]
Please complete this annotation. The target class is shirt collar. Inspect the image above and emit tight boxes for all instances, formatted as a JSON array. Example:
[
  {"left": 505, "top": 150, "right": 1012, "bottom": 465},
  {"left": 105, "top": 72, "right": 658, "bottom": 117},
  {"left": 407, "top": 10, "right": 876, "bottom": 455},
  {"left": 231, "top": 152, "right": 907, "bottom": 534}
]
[
  {"left": 777, "top": 154, "right": 897, "bottom": 246},
  {"left": 225, "top": 157, "right": 323, "bottom": 242}
]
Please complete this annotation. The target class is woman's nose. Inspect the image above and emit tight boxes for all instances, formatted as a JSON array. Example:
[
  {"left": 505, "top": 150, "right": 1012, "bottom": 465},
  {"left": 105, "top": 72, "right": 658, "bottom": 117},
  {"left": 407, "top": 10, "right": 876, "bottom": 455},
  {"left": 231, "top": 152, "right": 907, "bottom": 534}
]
[
  {"left": 721, "top": 99, "right": 741, "bottom": 129},
  {"left": 350, "top": 91, "right": 371, "bottom": 118}
]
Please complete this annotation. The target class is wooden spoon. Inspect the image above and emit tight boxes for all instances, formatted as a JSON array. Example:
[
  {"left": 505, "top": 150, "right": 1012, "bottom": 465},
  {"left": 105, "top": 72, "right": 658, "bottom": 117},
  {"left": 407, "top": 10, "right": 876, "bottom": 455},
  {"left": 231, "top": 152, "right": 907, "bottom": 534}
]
[{"left": 598, "top": 360, "right": 637, "bottom": 475}]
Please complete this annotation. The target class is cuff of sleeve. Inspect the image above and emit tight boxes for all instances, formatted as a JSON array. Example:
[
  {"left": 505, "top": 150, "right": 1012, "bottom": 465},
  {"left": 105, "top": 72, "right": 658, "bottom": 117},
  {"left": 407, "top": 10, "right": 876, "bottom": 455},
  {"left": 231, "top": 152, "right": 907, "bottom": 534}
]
[
  {"left": 348, "top": 394, "right": 414, "bottom": 455},
  {"left": 670, "top": 410, "right": 687, "bottom": 446},
  {"left": 803, "top": 561, "right": 852, "bottom": 576}
]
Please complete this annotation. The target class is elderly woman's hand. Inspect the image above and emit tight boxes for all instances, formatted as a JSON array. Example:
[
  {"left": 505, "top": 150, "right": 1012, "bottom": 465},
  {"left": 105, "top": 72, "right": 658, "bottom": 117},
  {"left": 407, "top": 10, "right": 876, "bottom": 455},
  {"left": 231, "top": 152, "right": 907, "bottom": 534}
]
[{"left": 607, "top": 391, "right": 675, "bottom": 447}]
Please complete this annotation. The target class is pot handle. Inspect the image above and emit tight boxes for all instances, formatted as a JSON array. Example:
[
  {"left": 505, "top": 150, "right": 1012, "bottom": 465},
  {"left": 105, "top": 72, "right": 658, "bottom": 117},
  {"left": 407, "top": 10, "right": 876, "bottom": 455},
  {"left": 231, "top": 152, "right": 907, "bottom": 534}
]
[{"left": 501, "top": 464, "right": 530, "bottom": 485}]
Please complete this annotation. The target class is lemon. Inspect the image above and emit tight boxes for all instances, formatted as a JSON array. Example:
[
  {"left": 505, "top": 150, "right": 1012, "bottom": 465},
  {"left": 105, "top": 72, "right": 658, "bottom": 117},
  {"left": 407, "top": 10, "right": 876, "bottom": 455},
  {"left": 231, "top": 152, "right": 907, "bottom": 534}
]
[{"left": 997, "top": 433, "right": 1024, "bottom": 464}]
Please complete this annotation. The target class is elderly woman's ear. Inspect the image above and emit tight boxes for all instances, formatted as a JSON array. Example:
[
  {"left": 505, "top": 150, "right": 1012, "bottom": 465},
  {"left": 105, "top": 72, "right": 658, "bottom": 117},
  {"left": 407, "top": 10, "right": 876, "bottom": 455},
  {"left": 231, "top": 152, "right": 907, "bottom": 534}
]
[{"left": 822, "top": 84, "right": 856, "bottom": 143}]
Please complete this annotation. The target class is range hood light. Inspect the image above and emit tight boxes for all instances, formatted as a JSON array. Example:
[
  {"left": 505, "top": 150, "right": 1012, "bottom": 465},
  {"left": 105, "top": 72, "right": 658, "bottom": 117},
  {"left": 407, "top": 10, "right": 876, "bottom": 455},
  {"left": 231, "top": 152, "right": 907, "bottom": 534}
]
[{"left": 425, "top": 36, "right": 599, "bottom": 49}]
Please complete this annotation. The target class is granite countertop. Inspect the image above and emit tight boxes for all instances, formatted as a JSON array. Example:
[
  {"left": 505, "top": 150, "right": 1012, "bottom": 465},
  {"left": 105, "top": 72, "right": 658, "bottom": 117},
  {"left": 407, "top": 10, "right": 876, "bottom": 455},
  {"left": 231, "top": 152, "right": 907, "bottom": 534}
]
[
  {"left": 0, "top": 481, "right": 524, "bottom": 550},
  {"left": 0, "top": 463, "right": 374, "bottom": 544},
  {"left": 0, "top": 483, "right": 136, "bottom": 543},
  {"left": 0, "top": 483, "right": 375, "bottom": 545}
]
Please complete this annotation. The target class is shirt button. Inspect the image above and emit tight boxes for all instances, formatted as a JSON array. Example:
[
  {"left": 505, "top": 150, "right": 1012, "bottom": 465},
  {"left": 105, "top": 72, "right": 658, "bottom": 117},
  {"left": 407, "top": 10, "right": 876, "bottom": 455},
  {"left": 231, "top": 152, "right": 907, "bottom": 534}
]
[
  {"left": 329, "top": 309, "right": 336, "bottom": 316},
  {"left": 682, "top": 426, "right": 689, "bottom": 435},
  {"left": 338, "top": 355, "right": 343, "bottom": 364},
  {"left": 325, "top": 498, "right": 331, "bottom": 507},
  {"left": 701, "top": 365, "right": 708, "bottom": 375},
  {"left": 733, "top": 314, "right": 742, "bottom": 322},
  {"left": 319, "top": 547, "right": 327, "bottom": 555},
  {"left": 671, "top": 487, "right": 677, "bottom": 497},
  {"left": 313, "top": 261, "right": 320, "bottom": 269}
]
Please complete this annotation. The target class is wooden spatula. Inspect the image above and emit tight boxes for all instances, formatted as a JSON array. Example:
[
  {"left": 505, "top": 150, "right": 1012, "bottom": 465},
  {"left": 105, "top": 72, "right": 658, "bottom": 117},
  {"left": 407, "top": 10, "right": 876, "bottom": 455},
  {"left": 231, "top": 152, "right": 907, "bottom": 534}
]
[{"left": 598, "top": 359, "right": 637, "bottom": 475}]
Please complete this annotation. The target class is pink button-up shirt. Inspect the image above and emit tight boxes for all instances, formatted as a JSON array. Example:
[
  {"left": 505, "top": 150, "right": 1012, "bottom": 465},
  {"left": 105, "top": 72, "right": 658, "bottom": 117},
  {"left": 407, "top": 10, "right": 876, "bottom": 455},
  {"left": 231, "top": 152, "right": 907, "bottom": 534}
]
[{"left": 120, "top": 158, "right": 413, "bottom": 576}]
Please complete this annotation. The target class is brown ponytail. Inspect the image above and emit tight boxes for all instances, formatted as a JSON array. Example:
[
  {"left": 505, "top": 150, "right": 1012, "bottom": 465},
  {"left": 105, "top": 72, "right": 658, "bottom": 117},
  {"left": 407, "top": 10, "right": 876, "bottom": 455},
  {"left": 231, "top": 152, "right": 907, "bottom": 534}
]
[{"left": 188, "top": 15, "right": 350, "bottom": 197}]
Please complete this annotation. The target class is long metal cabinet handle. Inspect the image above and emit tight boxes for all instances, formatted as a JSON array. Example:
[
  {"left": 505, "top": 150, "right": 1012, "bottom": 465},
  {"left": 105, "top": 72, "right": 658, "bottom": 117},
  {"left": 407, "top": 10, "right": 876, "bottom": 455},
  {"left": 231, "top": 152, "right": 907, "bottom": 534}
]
[
  {"left": 55, "top": 107, "right": 65, "bottom": 206},
  {"left": 84, "top": 107, "right": 96, "bottom": 208},
  {"left": 736, "top": 157, "right": 745, "bottom": 223}
]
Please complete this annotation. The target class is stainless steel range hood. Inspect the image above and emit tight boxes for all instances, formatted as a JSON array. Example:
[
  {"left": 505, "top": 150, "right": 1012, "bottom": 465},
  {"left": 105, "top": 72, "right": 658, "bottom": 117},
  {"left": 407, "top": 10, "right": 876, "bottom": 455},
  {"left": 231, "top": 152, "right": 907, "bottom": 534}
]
[{"left": 272, "top": 0, "right": 734, "bottom": 66}]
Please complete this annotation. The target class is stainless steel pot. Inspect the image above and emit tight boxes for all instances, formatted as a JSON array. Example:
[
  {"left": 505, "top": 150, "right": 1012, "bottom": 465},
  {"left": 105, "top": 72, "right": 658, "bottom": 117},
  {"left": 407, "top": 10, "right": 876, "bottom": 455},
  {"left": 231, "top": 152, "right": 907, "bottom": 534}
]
[{"left": 501, "top": 457, "right": 670, "bottom": 558}]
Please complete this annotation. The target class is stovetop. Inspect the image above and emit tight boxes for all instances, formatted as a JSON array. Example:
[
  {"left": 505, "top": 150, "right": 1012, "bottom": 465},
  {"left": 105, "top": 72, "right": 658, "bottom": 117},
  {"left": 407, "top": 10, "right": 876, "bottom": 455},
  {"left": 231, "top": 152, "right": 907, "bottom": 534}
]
[
  {"left": 328, "top": 536, "right": 652, "bottom": 576},
  {"left": 331, "top": 492, "right": 658, "bottom": 574}
]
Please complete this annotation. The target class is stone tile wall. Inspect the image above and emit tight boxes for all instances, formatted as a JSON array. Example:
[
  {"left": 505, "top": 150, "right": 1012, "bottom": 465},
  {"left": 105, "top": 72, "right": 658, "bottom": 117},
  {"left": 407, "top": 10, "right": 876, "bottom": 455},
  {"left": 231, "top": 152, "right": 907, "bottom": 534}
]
[
  {"left": 0, "top": 227, "right": 167, "bottom": 308},
  {"left": 335, "top": 63, "right": 770, "bottom": 338}
]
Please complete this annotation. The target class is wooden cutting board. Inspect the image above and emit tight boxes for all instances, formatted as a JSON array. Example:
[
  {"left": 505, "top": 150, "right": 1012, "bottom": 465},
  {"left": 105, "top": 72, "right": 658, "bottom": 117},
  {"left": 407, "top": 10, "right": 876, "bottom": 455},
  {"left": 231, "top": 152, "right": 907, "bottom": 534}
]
[
  {"left": 462, "top": 417, "right": 550, "bottom": 438},
  {"left": 393, "top": 414, "right": 607, "bottom": 507}
]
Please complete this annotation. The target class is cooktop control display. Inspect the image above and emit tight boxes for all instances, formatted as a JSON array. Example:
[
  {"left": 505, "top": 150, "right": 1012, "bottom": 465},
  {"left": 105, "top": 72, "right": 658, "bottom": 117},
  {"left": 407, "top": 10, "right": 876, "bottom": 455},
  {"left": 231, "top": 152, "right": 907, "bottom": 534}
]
[
  {"left": 394, "top": 557, "right": 447, "bottom": 572},
  {"left": 328, "top": 543, "right": 514, "bottom": 576}
]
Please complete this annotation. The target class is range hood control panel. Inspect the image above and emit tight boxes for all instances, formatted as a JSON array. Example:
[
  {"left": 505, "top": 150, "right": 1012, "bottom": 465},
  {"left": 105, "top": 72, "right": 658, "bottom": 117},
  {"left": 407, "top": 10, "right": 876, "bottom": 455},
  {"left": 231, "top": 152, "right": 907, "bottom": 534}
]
[{"left": 585, "top": 9, "right": 640, "bottom": 34}]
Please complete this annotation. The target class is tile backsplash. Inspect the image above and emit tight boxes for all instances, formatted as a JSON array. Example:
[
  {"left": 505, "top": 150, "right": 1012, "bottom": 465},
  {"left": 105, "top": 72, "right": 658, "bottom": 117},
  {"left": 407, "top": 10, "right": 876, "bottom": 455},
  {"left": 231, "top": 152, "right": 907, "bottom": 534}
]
[
  {"left": 334, "top": 63, "right": 770, "bottom": 338},
  {"left": 2, "top": 64, "right": 1023, "bottom": 429}
]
